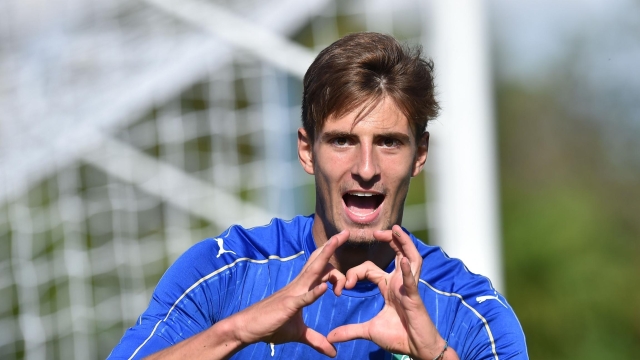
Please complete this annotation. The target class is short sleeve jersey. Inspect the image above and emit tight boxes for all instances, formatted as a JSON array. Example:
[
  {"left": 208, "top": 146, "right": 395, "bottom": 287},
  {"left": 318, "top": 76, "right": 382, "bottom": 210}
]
[{"left": 108, "top": 215, "right": 528, "bottom": 359}]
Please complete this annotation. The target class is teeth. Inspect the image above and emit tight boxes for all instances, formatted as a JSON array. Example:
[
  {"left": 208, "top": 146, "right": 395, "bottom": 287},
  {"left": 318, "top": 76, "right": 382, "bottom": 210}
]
[{"left": 349, "top": 192, "right": 375, "bottom": 197}]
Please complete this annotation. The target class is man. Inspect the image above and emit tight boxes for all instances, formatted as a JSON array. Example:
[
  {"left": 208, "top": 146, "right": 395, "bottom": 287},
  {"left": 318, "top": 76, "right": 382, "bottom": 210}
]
[{"left": 109, "top": 32, "right": 527, "bottom": 359}]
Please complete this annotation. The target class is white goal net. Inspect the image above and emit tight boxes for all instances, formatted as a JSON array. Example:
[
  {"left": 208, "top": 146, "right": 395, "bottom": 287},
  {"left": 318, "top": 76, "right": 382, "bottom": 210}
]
[{"left": 0, "top": 0, "right": 432, "bottom": 358}]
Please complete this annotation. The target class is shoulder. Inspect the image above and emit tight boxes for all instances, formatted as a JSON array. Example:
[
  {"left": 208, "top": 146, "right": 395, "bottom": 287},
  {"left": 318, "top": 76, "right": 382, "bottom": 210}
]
[
  {"left": 155, "top": 215, "right": 313, "bottom": 296},
  {"left": 214, "top": 215, "right": 313, "bottom": 258},
  {"left": 407, "top": 233, "right": 499, "bottom": 302},
  {"left": 412, "top": 238, "right": 494, "bottom": 296},
  {"left": 410, "top": 236, "right": 528, "bottom": 359},
  {"left": 180, "top": 215, "right": 313, "bottom": 263}
]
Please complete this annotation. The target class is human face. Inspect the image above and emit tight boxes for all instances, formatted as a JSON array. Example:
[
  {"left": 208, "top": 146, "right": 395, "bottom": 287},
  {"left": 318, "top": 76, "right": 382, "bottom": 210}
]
[{"left": 298, "top": 97, "right": 429, "bottom": 245}]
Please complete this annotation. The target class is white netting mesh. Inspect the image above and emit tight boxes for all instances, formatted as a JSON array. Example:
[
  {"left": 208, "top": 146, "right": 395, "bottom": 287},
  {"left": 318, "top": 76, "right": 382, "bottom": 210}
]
[{"left": 0, "top": 0, "right": 431, "bottom": 358}]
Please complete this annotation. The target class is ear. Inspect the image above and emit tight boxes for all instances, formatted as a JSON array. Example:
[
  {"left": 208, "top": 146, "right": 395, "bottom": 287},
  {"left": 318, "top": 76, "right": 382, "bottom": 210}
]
[
  {"left": 298, "top": 128, "right": 315, "bottom": 175},
  {"left": 411, "top": 131, "right": 429, "bottom": 177}
]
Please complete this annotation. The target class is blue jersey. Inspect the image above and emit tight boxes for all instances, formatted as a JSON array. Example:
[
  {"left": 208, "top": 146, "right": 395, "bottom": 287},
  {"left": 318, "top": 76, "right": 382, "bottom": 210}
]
[{"left": 109, "top": 215, "right": 527, "bottom": 359}]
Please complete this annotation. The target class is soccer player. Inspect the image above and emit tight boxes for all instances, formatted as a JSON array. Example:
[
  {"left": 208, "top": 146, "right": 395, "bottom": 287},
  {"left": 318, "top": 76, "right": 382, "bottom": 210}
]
[{"left": 109, "top": 32, "right": 528, "bottom": 359}]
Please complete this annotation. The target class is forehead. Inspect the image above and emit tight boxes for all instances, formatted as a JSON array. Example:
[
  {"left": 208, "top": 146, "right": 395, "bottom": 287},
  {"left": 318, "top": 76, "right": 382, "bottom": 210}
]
[{"left": 319, "top": 98, "right": 412, "bottom": 136}]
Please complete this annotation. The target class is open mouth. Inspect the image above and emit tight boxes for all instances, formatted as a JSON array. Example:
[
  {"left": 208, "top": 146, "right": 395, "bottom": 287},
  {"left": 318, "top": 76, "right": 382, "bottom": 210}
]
[{"left": 342, "top": 191, "right": 385, "bottom": 217}]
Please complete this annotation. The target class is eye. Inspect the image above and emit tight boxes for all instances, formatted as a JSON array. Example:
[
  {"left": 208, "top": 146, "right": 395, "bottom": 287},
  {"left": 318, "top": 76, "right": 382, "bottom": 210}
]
[
  {"left": 332, "top": 137, "right": 349, "bottom": 147},
  {"left": 381, "top": 137, "right": 400, "bottom": 148}
]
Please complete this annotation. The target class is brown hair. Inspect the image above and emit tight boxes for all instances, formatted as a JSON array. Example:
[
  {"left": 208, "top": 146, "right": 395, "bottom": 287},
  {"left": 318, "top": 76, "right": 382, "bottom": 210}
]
[{"left": 302, "top": 32, "right": 439, "bottom": 141}]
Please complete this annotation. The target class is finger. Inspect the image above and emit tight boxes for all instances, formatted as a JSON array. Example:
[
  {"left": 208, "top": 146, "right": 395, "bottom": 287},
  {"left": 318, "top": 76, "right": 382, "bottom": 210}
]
[
  {"left": 302, "top": 241, "right": 326, "bottom": 270},
  {"left": 303, "top": 231, "right": 344, "bottom": 268},
  {"left": 321, "top": 230, "right": 350, "bottom": 258},
  {"left": 390, "top": 225, "right": 422, "bottom": 278},
  {"left": 374, "top": 228, "right": 421, "bottom": 280},
  {"left": 344, "top": 261, "right": 387, "bottom": 289},
  {"left": 327, "top": 322, "right": 371, "bottom": 343},
  {"left": 322, "top": 267, "right": 346, "bottom": 296},
  {"left": 390, "top": 225, "right": 420, "bottom": 259},
  {"left": 375, "top": 227, "right": 419, "bottom": 258},
  {"left": 399, "top": 257, "right": 433, "bottom": 326},
  {"left": 296, "top": 282, "right": 328, "bottom": 308},
  {"left": 300, "top": 327, "right": 337, "bottom": 357},
  {"left": 303, "top": 230, "right": 349, "bottom": 277},
  {"left": 372, "top": 229, "right": 393, "bottom": 242},
  {"left": 399, "top": 257, "right": 420, "bottom": 298},
  {"left": 373, "top": 229, "right": 403, "bottom": 255}
]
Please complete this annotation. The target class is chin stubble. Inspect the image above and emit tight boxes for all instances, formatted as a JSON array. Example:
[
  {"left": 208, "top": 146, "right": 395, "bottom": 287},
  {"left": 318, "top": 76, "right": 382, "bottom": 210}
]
[
  {"left": 344, "top": 238, "right": 379, "bottom": 250},
  {"left": 343, "top": 228, "right": 378, "bottom": 249}
]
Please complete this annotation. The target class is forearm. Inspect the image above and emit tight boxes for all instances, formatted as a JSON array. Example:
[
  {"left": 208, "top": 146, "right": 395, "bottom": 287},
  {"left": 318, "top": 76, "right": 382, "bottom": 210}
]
[
  {"left": 143, "top": 231, "right": 347, "bottom": 360},
  {"left": 144, "top": 316, "right": 246, "bottom": 360}
]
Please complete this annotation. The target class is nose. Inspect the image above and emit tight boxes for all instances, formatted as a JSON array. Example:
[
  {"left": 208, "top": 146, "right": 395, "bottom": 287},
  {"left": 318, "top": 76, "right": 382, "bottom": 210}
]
[{"left": 352, "top": 143, "right": 379, "bottom": 182}]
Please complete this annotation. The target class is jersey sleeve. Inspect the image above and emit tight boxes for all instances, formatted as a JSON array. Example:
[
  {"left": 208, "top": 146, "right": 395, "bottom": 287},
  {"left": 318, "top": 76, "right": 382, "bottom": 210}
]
[
  {"left": 458, "top": 295, "right": 529, "bottom": 360},
  {"left": 107, "top": 239, "right": 231, "bottom": 359},
  {"left": 415, "top": 240, "right": 528, "bottom": 360}
]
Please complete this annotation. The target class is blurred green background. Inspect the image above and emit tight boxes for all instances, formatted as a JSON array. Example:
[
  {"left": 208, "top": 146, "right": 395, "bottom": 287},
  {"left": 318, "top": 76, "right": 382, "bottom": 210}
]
[{"left": 492, "top": 3, "right": 640, "bottom": 357}]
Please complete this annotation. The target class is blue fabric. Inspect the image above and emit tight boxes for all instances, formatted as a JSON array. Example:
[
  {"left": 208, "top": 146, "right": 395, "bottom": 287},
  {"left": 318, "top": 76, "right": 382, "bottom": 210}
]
[{"left": 108, "top": 215, "right": 528, "bottom": 359}]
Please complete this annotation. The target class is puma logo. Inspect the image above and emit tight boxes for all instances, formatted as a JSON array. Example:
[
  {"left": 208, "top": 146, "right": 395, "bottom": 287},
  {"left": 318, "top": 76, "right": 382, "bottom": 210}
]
[
  {"left": 214, "top": 237, "right": 236, "bottom": 258},
  {"left": 476, "top": 292, "right": 507, "bottom": 308}
]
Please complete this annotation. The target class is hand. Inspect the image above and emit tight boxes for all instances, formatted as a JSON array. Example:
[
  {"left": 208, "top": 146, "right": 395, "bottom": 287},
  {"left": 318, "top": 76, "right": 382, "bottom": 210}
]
[
  {"left": 227, "top": 230, "right": 350, "bottom": 357},
  {"left": 327, "top": 225, "right": 456, "bottom": 360}
]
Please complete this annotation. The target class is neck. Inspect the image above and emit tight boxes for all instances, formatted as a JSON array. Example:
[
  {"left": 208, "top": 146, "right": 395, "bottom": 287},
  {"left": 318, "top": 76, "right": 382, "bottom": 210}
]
[
  {"left": 311, "top": 215, "right": 396, "bottom": 273},
  {"left": 333, "top": 241, "right": 395, "bottom": 273}
]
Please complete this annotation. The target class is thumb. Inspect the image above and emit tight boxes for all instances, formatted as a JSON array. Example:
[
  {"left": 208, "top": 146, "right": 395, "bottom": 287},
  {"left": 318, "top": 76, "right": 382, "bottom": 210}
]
[
  {"left": 300, "top": 327, "right": 337, "bottom": 357},
  {"left": 327, "top": 322, "right": 371, "bottom": 344}
]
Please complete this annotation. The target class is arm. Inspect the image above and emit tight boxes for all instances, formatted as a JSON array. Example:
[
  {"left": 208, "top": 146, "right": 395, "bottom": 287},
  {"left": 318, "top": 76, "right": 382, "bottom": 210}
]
[
  {"left": 328, "top": 225, "right": 459, "bottom": 360},
  {"left": 143, "top": 281, "right": 337, "bottom": 360},
  {"left": 139, "top": 230, "right": 350, "bottom": 359},
  {"left": 142, "top": 316, "right": 243, "bottom": 360}
]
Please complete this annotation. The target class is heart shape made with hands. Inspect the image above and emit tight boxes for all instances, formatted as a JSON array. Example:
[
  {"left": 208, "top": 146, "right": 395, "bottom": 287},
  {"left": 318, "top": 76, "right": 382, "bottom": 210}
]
[{"left": 231, "top": 226, "right": 452, "bottom": 359}]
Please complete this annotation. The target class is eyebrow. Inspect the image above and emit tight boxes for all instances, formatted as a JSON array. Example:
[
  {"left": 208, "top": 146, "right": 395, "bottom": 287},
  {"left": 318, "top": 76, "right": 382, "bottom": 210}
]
[
  {"left": 320, "top": 131, "right": 353, "bottom": 141},
  {"left": 376, "top": 131, "right": 412, "bottom": 143},
  {"left": 320, "top": 130, "right": 412, "bottom": 143}
]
